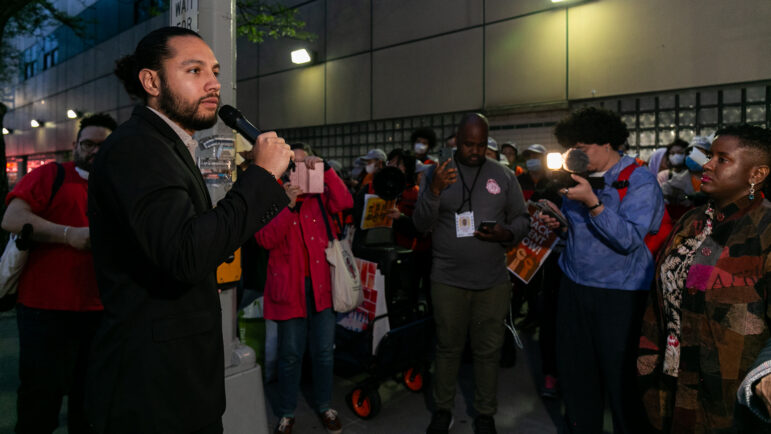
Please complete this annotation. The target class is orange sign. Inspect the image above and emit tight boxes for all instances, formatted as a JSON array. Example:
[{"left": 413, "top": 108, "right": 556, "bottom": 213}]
[{"left": 507, "top": 202, "right": 559, "bottom": 284}]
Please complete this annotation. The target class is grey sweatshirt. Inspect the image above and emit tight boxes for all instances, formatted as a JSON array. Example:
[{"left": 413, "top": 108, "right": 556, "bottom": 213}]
[{"left": 413, "top": 157, "right": 529, "bottom": 289}]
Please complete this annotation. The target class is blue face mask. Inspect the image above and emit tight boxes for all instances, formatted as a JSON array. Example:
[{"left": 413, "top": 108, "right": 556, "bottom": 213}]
[
  {"left": 526, "top": 158, "right": 542, "bottom": 171},
  {"left": 685, "top": 156, "right": 703, "bottom": 172}
]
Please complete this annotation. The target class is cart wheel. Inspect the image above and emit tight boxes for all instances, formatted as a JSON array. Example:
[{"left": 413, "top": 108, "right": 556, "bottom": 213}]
[
  {"left": 347, "top": 388, "right": 381, "bottom": 419},
  {"left": 403, "top": 367, "right": 424, "bottom": 392}
]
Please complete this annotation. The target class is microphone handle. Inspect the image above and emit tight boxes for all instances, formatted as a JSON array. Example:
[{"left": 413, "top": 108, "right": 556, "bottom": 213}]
[{"left": 231, "top": 117, "right": 295, "bottom": 171}]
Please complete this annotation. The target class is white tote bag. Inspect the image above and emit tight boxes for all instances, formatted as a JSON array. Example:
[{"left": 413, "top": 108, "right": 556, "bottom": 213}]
[
  {"left": 316, "top": 196, "right": 362, "bottom": 312},
  {"left": 0, "top": 234, "right": 28, "bottom": 298},
  {"left": 325, "top": 237, "right": 363, "bottom": 312}
]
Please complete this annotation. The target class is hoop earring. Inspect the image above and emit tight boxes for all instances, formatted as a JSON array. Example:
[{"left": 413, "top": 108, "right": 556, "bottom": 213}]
[{"left": 749, "top": 182, "right": 756, "bottom": 201}]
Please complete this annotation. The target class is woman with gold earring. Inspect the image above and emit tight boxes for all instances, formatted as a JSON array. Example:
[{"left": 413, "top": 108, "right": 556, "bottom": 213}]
[{"left": 639, "top": 124, "right": 771, "bottom": 433}]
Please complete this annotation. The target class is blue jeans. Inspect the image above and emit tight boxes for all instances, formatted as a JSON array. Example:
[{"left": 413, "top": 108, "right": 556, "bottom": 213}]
[{"left": 276, "top": 278, "right": 335, "bottom": 417}]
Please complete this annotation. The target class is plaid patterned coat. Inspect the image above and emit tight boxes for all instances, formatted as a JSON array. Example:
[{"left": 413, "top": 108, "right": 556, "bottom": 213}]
[{"left": 638, "top": 197, "right": 771, "bottom": 433}]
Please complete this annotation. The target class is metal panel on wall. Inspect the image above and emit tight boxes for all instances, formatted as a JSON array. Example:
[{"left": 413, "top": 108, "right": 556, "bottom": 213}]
[
  {"left": 485, "top": 9, "right": 566, "bottom": 108},
  {"left": 373, "top": 28, "right": 483, "bottom": 119},
  {"left": 372, "top": 0, "right": 483, "bottom": 49},
  {"left": 326, "top": 53, "right": 371, "bottom": 124},
  {"left": 568, "top": 0, "right": 771, "bottom": 100}
]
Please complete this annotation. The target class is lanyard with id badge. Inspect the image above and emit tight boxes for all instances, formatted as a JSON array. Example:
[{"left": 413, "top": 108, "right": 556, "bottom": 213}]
[{"left": 454, "top": 157, "right": 485, "bottom": 238}]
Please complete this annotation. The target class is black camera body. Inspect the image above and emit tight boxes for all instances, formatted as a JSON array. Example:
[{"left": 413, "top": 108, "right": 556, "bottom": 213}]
[{"left": 545, "top": 170, "right": 605, "bottom": 192}]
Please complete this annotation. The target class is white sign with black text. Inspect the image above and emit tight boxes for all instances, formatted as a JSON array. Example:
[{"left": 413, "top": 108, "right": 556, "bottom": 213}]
[{"left": 170, "top": 0, "right": 198, "bottom": 31}]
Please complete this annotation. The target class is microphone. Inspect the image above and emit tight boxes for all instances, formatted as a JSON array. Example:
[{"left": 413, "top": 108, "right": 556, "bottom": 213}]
[
  {"left": 562, "top": 148, "right": 589, "bottom": 174},
  {"left": 218, "top": 104, "right": 294, "bottom": 170}
]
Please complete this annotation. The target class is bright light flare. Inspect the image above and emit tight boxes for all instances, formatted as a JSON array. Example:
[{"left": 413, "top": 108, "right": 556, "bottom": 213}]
[
  {"left": 2, "top": 128, "right": 9, "bottom": 135},
  {"left": 67, "top": 109, "right": 78, "bottom": 119},
  {"left": 546, "top": 152, "right": 564, "bottom": 170},
  {"left": 291, "top": 49, "right": 311, "bottom": 64},
  {"left": 30, "top": 119, "right": 40, "bottom": 128}
]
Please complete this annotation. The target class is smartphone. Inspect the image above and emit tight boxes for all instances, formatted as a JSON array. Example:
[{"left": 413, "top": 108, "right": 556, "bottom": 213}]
[
  {"left": 438, "top": 147, "right": 454, "bottom": 164},
  {"left": 535, "top": 200, "right": 568, "bottom": 228},
  {"left": 478, "top": 220, "right": 496, "bottom": 232}
]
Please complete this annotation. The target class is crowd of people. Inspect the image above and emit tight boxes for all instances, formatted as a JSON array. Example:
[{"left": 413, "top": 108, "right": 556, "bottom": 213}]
[{"left": 2, "top": 26, "right": 771, "bottom": 434}]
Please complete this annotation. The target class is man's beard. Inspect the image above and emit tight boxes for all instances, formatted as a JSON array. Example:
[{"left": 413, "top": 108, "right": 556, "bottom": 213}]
[
  {"left": 73, "top": 148, "right": 92, "bottom": 172},
  {"left": 158, "top": 78, "right": 219, "bottom": 132},
  {"left": 457, "top": 153, "right": 483, "bottom": 167}
]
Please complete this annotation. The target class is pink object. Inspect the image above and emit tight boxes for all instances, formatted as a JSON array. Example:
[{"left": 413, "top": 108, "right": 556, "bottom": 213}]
[
  {"left": 486, "top": 178, "right": 501, "bottom": 194},
  {"left": 544, "top": 375, "right": 558, "bottom": 389},
  {"left": 289, "top": 162, "right": 325, "bottom": 194},
  {"left": 685, "top": 264, "right": 714, "bottom": 291}
]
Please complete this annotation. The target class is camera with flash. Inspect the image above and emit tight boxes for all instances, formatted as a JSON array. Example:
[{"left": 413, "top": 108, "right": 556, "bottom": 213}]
[{"left": 544, "top": 148, "right": 605, "bottom": 192}]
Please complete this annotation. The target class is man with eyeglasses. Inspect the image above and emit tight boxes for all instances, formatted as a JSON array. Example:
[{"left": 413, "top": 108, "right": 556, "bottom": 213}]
[{"left": 1, "top": 113, "right": 117, "bottom": 434}]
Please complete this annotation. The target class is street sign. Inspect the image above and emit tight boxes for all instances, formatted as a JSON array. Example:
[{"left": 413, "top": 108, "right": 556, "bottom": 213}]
[{"left": 170, "top": 0, "right": 198, "bottom": 31}]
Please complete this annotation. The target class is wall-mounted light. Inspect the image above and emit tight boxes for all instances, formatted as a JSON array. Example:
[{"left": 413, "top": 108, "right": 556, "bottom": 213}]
[
  {"left": 67, "top": 109, "right": 80, "bottom": 119},
  {"left": 291, "top": 49, "right": 312, "bottom": 65},
  {"left": 30, "top": 119, "right": 41, "bottom": 128},
  {"left": 2, "top": 128, "right": 11, "bottom": 135}
]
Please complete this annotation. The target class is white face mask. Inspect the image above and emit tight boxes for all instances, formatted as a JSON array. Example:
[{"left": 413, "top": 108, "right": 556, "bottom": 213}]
[
  {"left": 365, "top": 162, "right": 377, "bottom": 174},
  {"left": 414, "top": 142, "right": 428, "bottom": 154},
  {"left": 669, "top": 154, "right": 685, "bottom": 166}
]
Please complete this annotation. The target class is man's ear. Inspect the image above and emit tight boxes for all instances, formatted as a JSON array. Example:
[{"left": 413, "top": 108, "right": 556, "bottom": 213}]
[{"left": 139, "top": 68, "right": 161, "bottom": 97}]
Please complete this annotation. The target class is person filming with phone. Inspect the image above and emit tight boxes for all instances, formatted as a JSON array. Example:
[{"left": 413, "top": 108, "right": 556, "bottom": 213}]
[
  {"left": 539, "top": 107, "right": 665, "bottom": 434},
  {"left": 414, "top": 113, "right": 529, "bottom": 434}
]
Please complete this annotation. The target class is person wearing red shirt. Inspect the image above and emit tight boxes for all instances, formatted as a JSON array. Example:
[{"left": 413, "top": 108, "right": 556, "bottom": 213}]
[{"left": 1, "top": 113, "right": 116, "bottom": 434}]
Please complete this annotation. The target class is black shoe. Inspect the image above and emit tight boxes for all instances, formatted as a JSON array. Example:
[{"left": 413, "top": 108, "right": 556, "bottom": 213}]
[
  {"left": 426, "top": 410, "right": 453, "bottom": 434},
  {"left": 473, "top": 415, "right": 497, "bottom": 434}
]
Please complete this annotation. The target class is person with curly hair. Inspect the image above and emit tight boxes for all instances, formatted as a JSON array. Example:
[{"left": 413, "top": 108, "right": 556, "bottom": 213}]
[
  {"left": 542, "top": 107, "right": 665, "bottom": 433},
  {"left": 411, "top": 127, "right": 438, "bottom": 165},
  {"left": 639, "top": 124, "right": 771, "bottom": 433}
]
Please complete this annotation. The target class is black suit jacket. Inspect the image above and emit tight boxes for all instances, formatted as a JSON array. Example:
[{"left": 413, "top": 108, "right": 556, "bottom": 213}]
[{"left": 85, "top": 106, "right": 288, "bottom": 433}]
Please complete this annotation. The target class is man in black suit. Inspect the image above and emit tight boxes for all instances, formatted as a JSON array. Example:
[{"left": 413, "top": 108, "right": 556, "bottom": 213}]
[{"left": 85, "top": 27, "right": 293, "bottom": 434}]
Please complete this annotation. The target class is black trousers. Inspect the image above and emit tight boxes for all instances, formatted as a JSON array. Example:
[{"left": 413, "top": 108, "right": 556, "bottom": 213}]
[
  {"left": 15, "top": 304, "right": 102, "bottom": 434},
  {"left": 538, "top": 252, "right": 562, "bottom": 377},
  {"left": 556, "top": 276, "right": 648, "bottom": 434}
]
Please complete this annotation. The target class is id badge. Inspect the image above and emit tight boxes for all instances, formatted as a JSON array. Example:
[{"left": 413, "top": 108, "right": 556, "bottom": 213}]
[{"left": 455, "top": 211, "right": 475, "bottom": 238}]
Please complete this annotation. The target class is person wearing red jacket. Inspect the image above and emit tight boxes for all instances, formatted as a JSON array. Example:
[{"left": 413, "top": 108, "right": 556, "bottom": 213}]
[{"left": 255, "top": 143, "right": 353, "bottom": 434}]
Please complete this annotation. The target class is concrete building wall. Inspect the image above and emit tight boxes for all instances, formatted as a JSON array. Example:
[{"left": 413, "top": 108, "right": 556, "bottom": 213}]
[{"left": 3, "top": 0, "right": 771, "bottom": 161}]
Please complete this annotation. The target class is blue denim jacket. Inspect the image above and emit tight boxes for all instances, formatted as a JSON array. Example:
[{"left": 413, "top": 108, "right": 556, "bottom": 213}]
[{"left": 558, "top": 156, "right": 665, "bottom": 291}]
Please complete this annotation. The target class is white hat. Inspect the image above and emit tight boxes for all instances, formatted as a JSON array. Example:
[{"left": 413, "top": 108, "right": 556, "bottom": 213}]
[
  {"left": 690, "top": 136, "right": 711, "bottom": 151},
  {"left": 361, "top": 148, "right": 386, "bottom": 161},
  {"left": 525, "top": 144, "right": 546, "bottom": 154}
]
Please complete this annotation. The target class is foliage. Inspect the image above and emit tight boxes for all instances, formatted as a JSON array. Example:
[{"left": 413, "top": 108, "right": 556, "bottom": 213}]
[
  {"left": 0, "top": 0, "right": 85, "bottom": 83},
  {"left": 236, "top": 0, "right": 316, "bottom": 43}
]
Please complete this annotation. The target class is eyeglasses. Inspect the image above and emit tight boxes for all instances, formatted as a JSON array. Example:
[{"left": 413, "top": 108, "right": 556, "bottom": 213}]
[{"left": 77, "top": 140, "right": 102, "bottom": 151}]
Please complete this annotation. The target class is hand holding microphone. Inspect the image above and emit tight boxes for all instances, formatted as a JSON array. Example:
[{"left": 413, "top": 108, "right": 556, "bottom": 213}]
[{"left": 218, "top": 105, "right": 294, "bottom": 178}]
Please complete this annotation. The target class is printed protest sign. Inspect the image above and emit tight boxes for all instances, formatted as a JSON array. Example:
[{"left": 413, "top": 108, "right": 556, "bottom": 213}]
[
  {"left": 360, "top": 194, "right": 395, "bottom": 229},
  {"left": 507, "top": 202, "right": 559, "bottom": 283}
]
